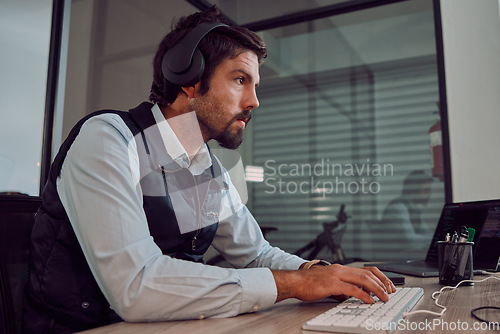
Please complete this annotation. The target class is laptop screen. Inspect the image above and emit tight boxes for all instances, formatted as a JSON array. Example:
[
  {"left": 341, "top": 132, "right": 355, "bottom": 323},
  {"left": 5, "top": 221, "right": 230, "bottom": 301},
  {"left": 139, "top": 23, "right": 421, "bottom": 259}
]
[{"left": 425, "top": 199, "right": 500, "bottom": 270}]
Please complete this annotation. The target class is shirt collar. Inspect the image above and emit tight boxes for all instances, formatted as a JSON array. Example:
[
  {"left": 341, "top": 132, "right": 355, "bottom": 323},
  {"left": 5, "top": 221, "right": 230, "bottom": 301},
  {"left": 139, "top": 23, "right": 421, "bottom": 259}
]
[{"left": 151, "top": 104, "right": 212, "bottom": 175}]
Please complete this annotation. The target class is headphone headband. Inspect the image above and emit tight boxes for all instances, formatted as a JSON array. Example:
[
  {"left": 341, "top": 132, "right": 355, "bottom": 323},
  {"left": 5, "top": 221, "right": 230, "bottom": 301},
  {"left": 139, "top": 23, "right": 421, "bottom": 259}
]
[{"left": 162, "top": 22, "right": 228, "bottom": 86}]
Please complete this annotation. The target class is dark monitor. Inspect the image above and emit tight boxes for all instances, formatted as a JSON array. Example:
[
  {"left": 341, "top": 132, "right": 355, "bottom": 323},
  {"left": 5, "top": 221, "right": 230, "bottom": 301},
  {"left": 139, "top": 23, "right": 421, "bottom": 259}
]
[{"left": 425, "top": 199, "right": 500, "bottom": 271}]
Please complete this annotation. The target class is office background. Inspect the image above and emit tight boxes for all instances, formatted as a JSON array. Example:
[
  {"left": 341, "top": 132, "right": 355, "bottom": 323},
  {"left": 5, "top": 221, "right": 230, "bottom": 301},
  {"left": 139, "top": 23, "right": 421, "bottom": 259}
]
[{"left": 1, "top": 0, "right": 499, "bottom": 262}]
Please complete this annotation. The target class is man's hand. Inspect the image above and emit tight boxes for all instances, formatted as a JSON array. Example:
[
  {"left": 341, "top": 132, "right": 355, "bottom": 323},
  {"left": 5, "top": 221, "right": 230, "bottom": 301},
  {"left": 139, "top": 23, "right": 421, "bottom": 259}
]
[{"left": 271, "top": 264, "right": 396, "bottom": 304}]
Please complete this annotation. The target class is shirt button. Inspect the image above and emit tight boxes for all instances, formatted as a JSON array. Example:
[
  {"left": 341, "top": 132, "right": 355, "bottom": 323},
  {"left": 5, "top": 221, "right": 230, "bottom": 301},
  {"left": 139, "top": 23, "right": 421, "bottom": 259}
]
[
  {"left": 82, "top": 302, "right": 90, "bottom": 309},
  {"left": 252, "top": 305, "right": 260, "bottom": 312},
  {"left": 198, "top": 314, "right": 205, "bottom": 320}
]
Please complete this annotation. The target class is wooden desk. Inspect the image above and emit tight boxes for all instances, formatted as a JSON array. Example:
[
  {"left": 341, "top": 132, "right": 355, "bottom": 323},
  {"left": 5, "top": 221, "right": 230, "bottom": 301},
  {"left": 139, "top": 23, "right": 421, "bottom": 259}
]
[{"left": 80, "top": 273, "right": 500, "bottom": 334}]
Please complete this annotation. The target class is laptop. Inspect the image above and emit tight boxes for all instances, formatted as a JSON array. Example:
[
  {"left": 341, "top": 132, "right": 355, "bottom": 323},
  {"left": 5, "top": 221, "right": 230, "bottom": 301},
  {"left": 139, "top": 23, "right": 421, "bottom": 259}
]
[{"left": 374, "top": 199, "right": 500, "bottom": 277}]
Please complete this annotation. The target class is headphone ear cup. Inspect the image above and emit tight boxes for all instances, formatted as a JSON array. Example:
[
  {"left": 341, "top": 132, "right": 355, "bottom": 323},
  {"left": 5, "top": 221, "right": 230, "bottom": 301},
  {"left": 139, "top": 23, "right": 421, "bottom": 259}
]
[
  {"left": 162, "top": 48, "right": 205, "bottom": 87},
  {"left": 161, "top": 22, "right": 227, "bottom": 87}
]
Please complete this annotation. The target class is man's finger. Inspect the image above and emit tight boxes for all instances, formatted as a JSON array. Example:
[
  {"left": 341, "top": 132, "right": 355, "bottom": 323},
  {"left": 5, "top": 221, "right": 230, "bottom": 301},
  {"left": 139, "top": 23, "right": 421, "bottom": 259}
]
[
  {"left": 356, "top": 270, "right": 390, "bottom": 302},
  {"left": 338, "top": 282, "right": 375, "bottom": 304},
  {"left": 363, "top": 266, "right": 397, "bottom": 293}
]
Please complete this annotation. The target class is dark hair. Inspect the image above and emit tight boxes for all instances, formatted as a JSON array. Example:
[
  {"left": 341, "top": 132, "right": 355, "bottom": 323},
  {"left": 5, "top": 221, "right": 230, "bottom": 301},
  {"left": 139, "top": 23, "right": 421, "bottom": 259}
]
[{"left": 149, "top": 5, "right": 267, "bottom": 107}]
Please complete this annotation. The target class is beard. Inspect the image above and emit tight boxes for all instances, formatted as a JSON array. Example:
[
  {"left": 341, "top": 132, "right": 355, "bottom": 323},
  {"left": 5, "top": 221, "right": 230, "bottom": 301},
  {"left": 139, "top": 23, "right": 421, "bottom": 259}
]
[
  {"left": 214, "top": 122, "right": 244, "bottom": 149},
  {"left": 189, "top": 95, "right": 251, "bottom": 150}
]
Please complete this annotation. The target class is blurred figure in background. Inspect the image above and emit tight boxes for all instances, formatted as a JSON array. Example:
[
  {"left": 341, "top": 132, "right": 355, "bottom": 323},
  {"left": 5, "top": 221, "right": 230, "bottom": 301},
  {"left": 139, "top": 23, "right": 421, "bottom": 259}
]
[{"left": 374, "top": 170, "right": 434, "bottom": 260}]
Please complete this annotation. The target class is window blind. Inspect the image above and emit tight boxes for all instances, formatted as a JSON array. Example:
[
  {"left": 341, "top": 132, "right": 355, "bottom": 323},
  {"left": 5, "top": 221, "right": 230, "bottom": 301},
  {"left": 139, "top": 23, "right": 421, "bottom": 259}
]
[{"left": 251, "top": 57, "right": 444, "bottom": 262}]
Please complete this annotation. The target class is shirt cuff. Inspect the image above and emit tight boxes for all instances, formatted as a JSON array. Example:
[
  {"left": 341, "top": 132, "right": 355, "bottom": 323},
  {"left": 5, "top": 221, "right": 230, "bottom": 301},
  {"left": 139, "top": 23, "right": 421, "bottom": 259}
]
[
  {"left": 284, "top": 256, "right": 309, "bottom": 270},
  {"left": 238, "top": 268, "right": 277, "bottom": 314}
]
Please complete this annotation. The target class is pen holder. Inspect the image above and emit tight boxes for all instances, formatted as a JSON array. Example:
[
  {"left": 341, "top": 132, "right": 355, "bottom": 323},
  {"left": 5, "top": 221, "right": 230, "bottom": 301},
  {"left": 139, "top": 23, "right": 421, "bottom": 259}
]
[{"left": 437, "top": 241, "right": 473, "bottom": 285}]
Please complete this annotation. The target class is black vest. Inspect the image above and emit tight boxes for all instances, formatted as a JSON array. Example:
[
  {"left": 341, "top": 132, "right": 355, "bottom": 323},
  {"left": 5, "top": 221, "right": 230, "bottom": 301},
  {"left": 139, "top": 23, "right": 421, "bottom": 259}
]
[{"left": 25, "top": 102, "right": 223, "bottom": 333}]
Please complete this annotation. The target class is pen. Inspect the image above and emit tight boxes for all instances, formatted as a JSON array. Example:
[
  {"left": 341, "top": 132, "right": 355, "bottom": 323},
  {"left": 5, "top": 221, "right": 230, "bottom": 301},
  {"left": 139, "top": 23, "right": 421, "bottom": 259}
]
[
  {"left": 444, "top": 229, "right": 461, "bottom": 283},
  {"left": 458, "top": 226, "right": 469, "bottom": 243}
]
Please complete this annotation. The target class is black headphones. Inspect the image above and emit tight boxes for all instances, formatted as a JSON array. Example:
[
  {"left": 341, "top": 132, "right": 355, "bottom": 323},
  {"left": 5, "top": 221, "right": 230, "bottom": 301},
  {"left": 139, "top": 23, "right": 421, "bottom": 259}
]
[{"left": 162, "top": 21, "right": 228, "bottom": 87}]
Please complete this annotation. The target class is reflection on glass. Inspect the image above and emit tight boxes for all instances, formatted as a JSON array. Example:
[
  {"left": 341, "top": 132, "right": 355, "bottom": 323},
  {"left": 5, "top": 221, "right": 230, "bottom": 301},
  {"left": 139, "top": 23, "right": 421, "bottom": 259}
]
[
  {"left": 249, "top": 0, "right": 445, "bottom": 262},
  {"left": 373, "top": 170, "right": 435, "bottom": 260}
]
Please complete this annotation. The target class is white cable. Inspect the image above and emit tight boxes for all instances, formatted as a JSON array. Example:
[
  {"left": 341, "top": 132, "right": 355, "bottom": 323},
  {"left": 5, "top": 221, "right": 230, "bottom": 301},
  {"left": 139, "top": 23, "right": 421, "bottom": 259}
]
[
  {"left": 477, "top": 270, "right": 500, "bottom": 276},
  {"left": 403, "top": 275, "right": 500, "bottom": 318}
]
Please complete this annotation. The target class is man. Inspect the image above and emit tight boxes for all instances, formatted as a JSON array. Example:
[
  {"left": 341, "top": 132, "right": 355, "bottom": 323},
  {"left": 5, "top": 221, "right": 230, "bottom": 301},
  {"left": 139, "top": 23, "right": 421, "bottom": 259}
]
[
  {"left": 376, "top": 170, "right": 434, "bottom": 260},
  {"left": 25, "top": 6, "right": 395, "bottom": 333}
]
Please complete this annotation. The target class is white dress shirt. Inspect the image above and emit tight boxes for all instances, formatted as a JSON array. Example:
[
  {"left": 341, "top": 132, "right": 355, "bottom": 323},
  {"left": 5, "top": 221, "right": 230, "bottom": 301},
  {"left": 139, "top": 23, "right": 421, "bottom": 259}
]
[{"left": 56, "top": 104, "right": 305, "bottom": 322}]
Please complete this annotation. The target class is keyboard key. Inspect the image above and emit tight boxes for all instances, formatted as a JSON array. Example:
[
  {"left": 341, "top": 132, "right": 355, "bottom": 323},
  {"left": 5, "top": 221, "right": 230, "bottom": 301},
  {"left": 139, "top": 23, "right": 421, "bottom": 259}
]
[{"left": 302, "top": 287, "right": 423, "bottom": 334}]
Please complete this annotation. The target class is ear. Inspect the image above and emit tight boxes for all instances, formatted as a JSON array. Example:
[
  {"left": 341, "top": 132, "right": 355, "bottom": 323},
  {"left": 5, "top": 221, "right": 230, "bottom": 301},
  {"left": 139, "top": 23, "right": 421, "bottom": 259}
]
[{"left": 181, "top": 82, "right": 200, "bottom": 99}]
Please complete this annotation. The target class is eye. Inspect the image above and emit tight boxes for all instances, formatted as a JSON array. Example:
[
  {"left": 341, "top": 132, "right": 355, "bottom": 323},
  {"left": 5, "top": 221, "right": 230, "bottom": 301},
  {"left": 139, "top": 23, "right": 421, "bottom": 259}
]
[{"left": 236, "top": 77, "right": 244, "bottom": 85}]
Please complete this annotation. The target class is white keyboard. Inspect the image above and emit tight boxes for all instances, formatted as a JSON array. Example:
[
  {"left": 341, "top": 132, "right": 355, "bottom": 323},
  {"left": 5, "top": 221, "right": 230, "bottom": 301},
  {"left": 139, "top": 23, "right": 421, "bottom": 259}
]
[{"left": 302, "top": 287, "right": 424, "bottom": 334}]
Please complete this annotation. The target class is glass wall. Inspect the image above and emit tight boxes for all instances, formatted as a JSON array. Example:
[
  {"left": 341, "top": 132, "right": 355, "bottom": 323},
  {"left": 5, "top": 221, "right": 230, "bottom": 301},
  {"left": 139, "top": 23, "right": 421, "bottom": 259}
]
[
  {"left": 0, "top": 0, "right": 53, "bottom": 195},
  {"left": 247, "top": 0, "right": 445, "bottom": 261},
  {"left": 61, "top": 0, "right": 197, "bottom": 138},
  {"left": 209, "top": 0, "right": 352, "bottom": 25}
]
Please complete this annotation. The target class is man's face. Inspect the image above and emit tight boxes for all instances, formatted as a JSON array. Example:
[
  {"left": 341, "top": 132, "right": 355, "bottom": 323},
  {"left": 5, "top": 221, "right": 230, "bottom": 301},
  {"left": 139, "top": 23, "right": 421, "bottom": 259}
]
[
  {"left": 189, "top": 50, "right": 260, "bottom": 149},
  {"left": 417, "top": 181, "right": 432, "bottom": 205}
]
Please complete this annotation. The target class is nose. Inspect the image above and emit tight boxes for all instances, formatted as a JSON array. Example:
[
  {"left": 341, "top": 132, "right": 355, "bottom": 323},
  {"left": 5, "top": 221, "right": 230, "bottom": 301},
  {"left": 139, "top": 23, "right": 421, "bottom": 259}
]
[{"left": 245, "top": 87, "right": 259, "bottom": 110}]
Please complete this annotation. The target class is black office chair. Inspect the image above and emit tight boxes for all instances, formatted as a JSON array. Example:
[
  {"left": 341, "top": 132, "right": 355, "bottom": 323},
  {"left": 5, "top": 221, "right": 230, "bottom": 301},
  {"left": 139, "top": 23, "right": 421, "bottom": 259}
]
[{"left": 0, "top": 194, "right": 41, "bottom": 334}]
